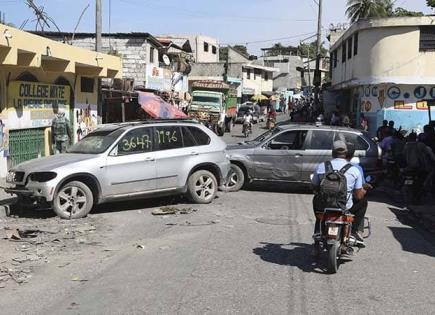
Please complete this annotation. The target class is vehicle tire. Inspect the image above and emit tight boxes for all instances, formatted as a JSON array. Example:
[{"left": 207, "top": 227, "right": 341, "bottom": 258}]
[
  {"left": 217, "top": 126, "right": 225, "bottom": 137},
  {"left": 327, "top": 243, "right": 340, "bottom": 274},
  {"left": 225, "top": 164, "right": 245, "bottom": 192},
  {"left": 53, "top": 181, "right": 94, "bottom": 219},
  {"left": 187, "top": 170, "right": 218, "bottom": 204}
]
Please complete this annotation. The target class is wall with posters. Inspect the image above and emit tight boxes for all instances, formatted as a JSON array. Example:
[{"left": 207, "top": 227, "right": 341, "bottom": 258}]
[{"left": 359, "top": 84, "right": 431, "bottom": 134}]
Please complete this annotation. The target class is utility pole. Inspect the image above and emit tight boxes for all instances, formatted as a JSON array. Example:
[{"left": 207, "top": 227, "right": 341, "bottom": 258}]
[
  {"left": 223, "top": 46, "right": 229, "bottom": 83},
  {"left": 95, "top": 0, "right": 102, "bottom": 52},
  {"left": 314, "top": 0, "right": 323, "bottom": 112}
]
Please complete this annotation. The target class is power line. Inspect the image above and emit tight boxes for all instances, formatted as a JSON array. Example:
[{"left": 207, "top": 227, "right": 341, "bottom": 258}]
[{"left": 223, "top": 31, "right": 317, "bottom": 46}]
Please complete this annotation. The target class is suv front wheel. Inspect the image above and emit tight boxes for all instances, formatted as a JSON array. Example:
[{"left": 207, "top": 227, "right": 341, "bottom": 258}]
[
  {"left": 53, "top": 181, "right": 94, "bottom": 219},
  {"left": 187, "top": 170, "right": 218, "bottom": 203}
]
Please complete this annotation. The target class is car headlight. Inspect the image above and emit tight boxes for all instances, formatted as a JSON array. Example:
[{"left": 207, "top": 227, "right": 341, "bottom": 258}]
[
  {"left": 28, "top": 172, "right": 57, "bottom": 182},
  {"left": 6, "top": 171, "right": 16, "bottom": 183}
]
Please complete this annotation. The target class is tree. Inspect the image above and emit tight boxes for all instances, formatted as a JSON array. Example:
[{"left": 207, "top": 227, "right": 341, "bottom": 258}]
[
  {"left": 346, "top": 0, "right": 390, "bottom": 23},
  {"left": 393, "top": 7, "right": 424, "bottom": 17},
  {"left": 427, "top": 0, "right": 435, "bottom": 10},
  {"left": 233, "top": 45, "right": 248, "bottom": 56},
  {"left": 298, "top": 41, "right": 327, "bottom": 58}
]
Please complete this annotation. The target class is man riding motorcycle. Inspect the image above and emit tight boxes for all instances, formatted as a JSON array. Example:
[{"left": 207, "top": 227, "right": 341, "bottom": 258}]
[
  {"left": 312, "top": 140, "right": 367, "bottom": 247},
  {"left": 242, "top": 110, "right": 253, "bottom": 136}
]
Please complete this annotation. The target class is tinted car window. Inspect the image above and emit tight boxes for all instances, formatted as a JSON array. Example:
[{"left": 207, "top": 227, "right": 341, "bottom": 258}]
[
  {"left": 335, "top": 132, "right": 369, "bottom": 150},
  {"left": 188, "top": 127, "right": 211, "bottom": 145},
  {"left": 117, "top": 127, "right": 153, "bottom": 155},
  {"left": 68, "top": 128, "right": 124, "bottom": 154},
  {"left": 269, "top": 130, "right": 307, "bottom": 150},
  {"left": 182, "top": 127, "right": 197, "bottom": 147},
  {"left": 307, "top": 130, "right": 334, "bottom": 150},
  {"left": 155, "top": 126, "right": 183, "bottom": 151}
]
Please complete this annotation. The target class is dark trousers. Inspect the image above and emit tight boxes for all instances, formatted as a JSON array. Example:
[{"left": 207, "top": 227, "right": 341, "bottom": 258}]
[{"left": 349, "top": 197, "right": 368, "bottom": 233}]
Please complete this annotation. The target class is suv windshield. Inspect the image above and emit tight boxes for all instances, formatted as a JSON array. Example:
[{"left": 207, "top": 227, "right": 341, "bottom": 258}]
[{"left": 67, "top": 128, "right": 125, "bottom": 154}]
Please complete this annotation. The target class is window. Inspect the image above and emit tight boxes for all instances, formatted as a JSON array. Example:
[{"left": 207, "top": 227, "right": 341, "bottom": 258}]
[
  {"left": 204, "top": 42, "right": 209, "bottom": 52},
  {"left": 69, "top": 128, "right": 124, "bottom": 154},
  {"left": 187, "top": 126, "right": 210, "bottom": 145},
  {"left": 150, "top": 47, "right": 155, "bottom": 63},
  {"left": 247, "top": 69, "right": 251, "bottom": 80},
  {"left": 268, "top": 131, "right": 307, "bottom": 150},
  {"left": 154, "top": 126, "right": 183, "bottom": 151},
  {"left": 80, "top": 77, "right": 94, "bottom": 93},
  {"left": 420, "top": 26, "right": 435, "bottom": 51},
  {"left": 116, "top": 127, "right": 153, "bottom": 155},
  {"left": 353, "top": 33, "right": 358, "bottom": 56},
  {"left": 307, "top": 130, "right": 334, "bottom": 150},
  {"left": 332, "top": 50, "right": 338, "bottom": 68},
  {"left": 347, "top": 37, "right": 352, "bottom": 59},
  {"left": 182, "top": 127, "right": 197, "bottom": 147},
  {"left": 334, "top": 132, "right": 369, "bottom": 151},
  {"left": 212, "top": 45, "right": 217, "bottom": 54},
  {"left": 265, "top": 72, "right": 268, "bottom": 81},
  {"left": 341, "top": 42, "right": 346, "bottom": 63}
]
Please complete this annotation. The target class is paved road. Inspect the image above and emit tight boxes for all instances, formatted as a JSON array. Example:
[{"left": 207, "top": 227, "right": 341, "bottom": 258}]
[{"left": 2, "top": 116, "right": 435, "bottom": 314}]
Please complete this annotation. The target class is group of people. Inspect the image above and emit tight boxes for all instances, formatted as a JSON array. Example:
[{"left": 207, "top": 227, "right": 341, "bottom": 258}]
[{"left": 378, "top": 119, "right": 435, "bottom": 195}]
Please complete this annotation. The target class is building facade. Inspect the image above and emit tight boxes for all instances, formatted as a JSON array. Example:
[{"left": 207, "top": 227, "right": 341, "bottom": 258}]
[
  {"left": 0, "top": 24, "right": 121, "bottom": 176},
  {"left": 260, "top": 54, "right": 303, "bottom": 92},
  {"left": 330, "top": 17, "right": 435, "bottom": 134},
  {"left": 160, "top": 35, "right": 219, "bottom": 63}
]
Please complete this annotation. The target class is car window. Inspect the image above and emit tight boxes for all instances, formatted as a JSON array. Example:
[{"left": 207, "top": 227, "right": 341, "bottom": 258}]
[
  {"left": 269, "top": 130, "right": 307, "bottom": 150},
  {"left": 116, "top": 127, "right": 153, "bottom": 155},
  {"left": 334, "top": 132, "right": 369, "bottom": 150},
  {"left": 182, "top": 127, "right": 197, "bottom": 147},
  {"left": 187, "top": 126, "right": 211, "bottom": 145},
  {"left": 307, "top": 130, "right": 334, "bottom": 150},
  {"left": 68, "top": 128, "right": 124, "bottom": 154},
  {"left": 155, "top": 126, "right": 183, "bottom": 151}
]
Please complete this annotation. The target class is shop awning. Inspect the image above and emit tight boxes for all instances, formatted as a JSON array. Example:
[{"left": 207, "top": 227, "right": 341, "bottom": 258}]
[
  {"left": 0, "top": 24, "right": 122, "bottom": 79},
  {"left": 138, "top": 92, "right": 187, "bottom": 119}
]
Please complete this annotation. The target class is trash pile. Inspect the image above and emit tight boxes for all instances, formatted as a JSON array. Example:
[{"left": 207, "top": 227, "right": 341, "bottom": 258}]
[{"left": 151, "top": 206, "right": 198, "bottom": 216}]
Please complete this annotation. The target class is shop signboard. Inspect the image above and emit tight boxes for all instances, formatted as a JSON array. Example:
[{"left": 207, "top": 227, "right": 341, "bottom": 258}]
[{"left": 7, "top": 81, "right": 71, "bottom": 129}]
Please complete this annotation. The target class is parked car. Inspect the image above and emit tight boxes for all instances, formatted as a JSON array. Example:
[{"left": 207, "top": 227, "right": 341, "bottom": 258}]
[
  {"left": 234, "top": 102, "right": 263, "bottom": 124},
  {"left": 5, "top": 120, "right": 231, "bottom": 219},
  {"left": 225, "top": 123, "right": 382, "bottom": 192}
]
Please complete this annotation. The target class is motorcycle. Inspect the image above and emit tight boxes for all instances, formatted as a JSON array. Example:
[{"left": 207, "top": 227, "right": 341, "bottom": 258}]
[
  {"left": 242, "top": 122, "right": 252, "bottom": 138},
  {"left": 313, "top": 209, "right": 371, "bottom": 274}
]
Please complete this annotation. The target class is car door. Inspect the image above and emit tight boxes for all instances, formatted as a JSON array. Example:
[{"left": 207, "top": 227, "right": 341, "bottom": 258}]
[
  {"left": 302, "top": 129, "right": 335, "bottom": 182},
  {"left": 104, "top": 127, "right": 157, "bottom": 196},
  {"left": 252, "top": 129, "right": 307, "bottom": 181},
  {"left": 153, "top": 125, "right": 194, "bottom": 190},
  {"left": 334, "top": 131, "right": 372, "bottom": 169}
]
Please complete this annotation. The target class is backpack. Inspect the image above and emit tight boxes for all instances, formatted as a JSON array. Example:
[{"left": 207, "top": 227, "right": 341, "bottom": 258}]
[{"left": 313, "top": 161, "right": 352, "bottom": 212}]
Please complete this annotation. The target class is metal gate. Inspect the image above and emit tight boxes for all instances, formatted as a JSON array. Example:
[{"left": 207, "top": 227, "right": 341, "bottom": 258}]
[{"left": 9, "top": 128, "right": 46, "bottom": 167}]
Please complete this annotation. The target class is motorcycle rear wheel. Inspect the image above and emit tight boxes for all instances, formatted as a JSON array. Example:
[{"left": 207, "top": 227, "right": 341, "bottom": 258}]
[{"left": 327, "top": 243, "right": 340, "bottom": 274}]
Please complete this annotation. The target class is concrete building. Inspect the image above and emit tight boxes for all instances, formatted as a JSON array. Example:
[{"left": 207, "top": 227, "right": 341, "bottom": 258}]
[
  {"left": 0, "top": 24, "right": 121, "bottom": 175},
  {"left": 260, "top": 54, "right": 303, "bottom": 91},
  {"left": 159, "top": 35, "right": 219, "bottom": 63},
  {"left": 329, "top": 16, "right": 435, "bottom": 134},
  {"left": 34, "top": 32, "right": 163, "bottom": 90},
  {"left": 189, "top": 61, "right": 278, "bottom": 103}
]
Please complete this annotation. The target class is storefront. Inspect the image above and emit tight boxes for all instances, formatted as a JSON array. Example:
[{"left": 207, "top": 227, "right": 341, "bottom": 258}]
[{"left": 0, "top": 24, "right": 122, "bottom": 176}]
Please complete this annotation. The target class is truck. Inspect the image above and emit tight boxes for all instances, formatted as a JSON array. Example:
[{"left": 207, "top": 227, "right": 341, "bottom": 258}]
[{"left": 188, "top": 81, "right": 238, "bottom": 136}]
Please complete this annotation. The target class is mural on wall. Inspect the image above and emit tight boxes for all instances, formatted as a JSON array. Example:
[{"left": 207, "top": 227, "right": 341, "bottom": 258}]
[
  {"left": 378, "top": 89, "right": 385, "bottom": 108},
  {"left": 75, "top": 103, "right": 97, "bottom": 142},
  {"left": 393, "top": 100, "right": 412, "bottom": 110},
  {"left": 416, "top": 100, "right": 428, "bottom": 110},
  {"left": 7, "top": 81, "right": 71, "bottom": 129}
]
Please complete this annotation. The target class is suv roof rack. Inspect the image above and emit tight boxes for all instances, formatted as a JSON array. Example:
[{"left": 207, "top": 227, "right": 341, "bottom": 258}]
[{"left": 105, "top": 118, "right": 200, "bottom": 128}]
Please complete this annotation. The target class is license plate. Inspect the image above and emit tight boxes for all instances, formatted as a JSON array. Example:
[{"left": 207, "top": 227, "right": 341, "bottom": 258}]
[
  {"left": 328, "top": 226, "right": 339, "bottom": 236},
  {"left": 405, "top": 179, "right": 414, "bottom": 185}
]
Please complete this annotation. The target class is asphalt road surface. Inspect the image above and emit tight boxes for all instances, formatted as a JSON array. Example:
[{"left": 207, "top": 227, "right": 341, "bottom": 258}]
[{"left": 1, "top": 116, "right": 435, "bottom": 315}]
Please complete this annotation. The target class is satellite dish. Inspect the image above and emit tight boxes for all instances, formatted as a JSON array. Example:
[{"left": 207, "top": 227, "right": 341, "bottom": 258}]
[{"left": 163, "top": 54, "right": 171, "bottom": 66}]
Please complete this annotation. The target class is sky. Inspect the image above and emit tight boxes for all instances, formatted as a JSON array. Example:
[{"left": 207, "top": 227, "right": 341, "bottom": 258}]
[{"left": 0, "top": 0, "right": 431, "bottom": 54}]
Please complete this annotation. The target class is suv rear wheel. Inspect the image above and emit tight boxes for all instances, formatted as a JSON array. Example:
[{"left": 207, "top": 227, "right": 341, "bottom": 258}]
[
  {"left": 53, "top": 181, "right": 94, "bottom": 219},
  {"left": 225, "top": 164, "right": 245, "bottom": 192},
  {"left": 187, "top": 170, "right": 217, "bottom": 203}
]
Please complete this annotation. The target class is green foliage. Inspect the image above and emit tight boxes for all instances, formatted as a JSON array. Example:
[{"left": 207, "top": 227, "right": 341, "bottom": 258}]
[
  {"left": 233, "top": 45, "right": 248, "bottom": 56},
  {"left": 427, "top": 0, "right": 435, "bottom": 9},
  {"left": 298, "top": 41, "right": 327, "bottom": 58},
  {"left": 219, "top": 45, "right": 248, "bottom": 61},
  {"left": 393, "top": 7, "right": 424, "bottom": 17}
]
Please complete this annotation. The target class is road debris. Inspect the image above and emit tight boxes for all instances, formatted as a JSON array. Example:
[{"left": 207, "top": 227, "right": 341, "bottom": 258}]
[
  {"left": 135, "top": 244, "right": 145, "bottom": 249},
  {"left": 152, "top": 207, "right": 198, "bottom": 216},
  {"left": 71, "top": 276, "right": 88, "bottom": 282}
]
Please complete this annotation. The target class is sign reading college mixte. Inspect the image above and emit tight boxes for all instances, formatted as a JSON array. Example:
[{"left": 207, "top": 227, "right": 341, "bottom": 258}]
[{"left": 7, "top": 81, "right": 71, "bottom": 128}]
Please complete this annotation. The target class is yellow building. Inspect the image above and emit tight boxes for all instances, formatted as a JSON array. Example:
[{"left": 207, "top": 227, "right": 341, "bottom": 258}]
[{"left": 0, "top": 24, "right": 122, "bottom": 176}]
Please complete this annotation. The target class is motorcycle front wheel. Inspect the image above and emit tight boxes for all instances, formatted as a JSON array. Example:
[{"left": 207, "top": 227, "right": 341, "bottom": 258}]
[{"left": 327, "top": 243, "right": 340, "bottom": 274}]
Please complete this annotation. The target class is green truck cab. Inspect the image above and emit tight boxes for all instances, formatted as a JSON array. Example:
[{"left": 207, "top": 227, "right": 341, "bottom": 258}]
[{"left": 188, "top": 81, "right": 237, "bottom": 136}]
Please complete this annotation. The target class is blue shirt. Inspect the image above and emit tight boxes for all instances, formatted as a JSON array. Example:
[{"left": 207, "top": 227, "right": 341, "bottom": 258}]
[{"left": 312, "top": 158, "right": 363, "bottom": 210}]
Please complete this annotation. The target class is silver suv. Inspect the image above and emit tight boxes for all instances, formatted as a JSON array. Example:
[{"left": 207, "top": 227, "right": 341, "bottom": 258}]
[{"left": 6, "top": 120, "right": 230, "bottom": 219}]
